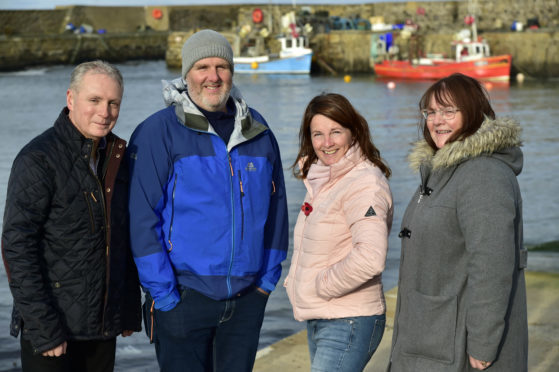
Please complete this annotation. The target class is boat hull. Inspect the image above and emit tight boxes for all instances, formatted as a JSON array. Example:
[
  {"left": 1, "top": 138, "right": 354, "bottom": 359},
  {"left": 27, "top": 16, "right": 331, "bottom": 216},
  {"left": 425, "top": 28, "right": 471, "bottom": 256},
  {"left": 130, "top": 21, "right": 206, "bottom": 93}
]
[
  {"left": 234, "top": 53, "right": 312, "bottom": 74},
  {"left": 374, "top": 55, "right": 512, "bottom": 81}
]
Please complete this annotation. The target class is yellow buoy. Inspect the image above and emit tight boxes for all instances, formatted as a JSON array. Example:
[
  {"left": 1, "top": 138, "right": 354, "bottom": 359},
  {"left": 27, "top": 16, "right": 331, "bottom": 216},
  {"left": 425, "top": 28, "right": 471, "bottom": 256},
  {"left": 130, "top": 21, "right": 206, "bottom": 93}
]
[
  {"left": 251, "top": 62, "right": 259, "bottom": 70},
  {"left": 344, "top": 75, "right": 351, "bottom": 83}
]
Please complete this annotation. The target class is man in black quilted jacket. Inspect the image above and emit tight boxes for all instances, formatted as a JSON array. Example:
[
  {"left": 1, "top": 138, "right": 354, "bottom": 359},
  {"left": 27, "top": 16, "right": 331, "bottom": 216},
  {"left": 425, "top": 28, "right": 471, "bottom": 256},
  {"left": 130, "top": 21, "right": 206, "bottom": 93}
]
[{"left": 1, "top": 60, "right": 142, "bottom": 372}]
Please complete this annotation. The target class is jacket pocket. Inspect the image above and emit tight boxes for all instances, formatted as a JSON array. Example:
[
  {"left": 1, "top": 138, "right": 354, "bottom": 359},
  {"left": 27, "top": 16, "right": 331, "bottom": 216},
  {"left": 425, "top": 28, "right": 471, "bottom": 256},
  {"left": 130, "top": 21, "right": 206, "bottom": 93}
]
[
  {"left": 83, "top": 191, "right": 97, "bottom": 234},
  {"left": 167, "top": 175, "right": 178, "bottom": 252},
  {"left": 50, "top": 277, "right": 87, "bottom": 332},
  {"left": 400, "top": 289, "right": 457, "bottom": 364},
  {"left": 237, "top": 170, "right": 245, "bottom": 240}
]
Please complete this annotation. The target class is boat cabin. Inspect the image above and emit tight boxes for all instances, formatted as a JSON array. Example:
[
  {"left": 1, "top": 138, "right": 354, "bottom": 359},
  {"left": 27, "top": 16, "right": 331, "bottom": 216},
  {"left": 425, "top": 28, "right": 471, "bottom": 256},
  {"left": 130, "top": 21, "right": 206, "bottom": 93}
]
[
  {"left": 453, "top": 40, "right": 491, "bottom": 62},
  {"left": 279, "top": 36, "right": 311, "bottom": 58}
]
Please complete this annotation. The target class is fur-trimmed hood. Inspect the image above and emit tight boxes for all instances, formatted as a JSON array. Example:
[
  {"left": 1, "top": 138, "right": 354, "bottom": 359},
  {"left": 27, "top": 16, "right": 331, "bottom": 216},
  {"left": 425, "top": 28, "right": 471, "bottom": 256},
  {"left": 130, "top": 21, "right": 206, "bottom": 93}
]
[{"left": 408, "top": 117, "right": 523, "bottom": 175}]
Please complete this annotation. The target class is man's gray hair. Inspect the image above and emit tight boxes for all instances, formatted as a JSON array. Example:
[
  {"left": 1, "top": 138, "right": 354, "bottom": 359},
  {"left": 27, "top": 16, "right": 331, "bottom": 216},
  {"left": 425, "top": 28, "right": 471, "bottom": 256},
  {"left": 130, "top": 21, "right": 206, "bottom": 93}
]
[{"left": 69, "top": 60, "right": 123, "bottom": 93}]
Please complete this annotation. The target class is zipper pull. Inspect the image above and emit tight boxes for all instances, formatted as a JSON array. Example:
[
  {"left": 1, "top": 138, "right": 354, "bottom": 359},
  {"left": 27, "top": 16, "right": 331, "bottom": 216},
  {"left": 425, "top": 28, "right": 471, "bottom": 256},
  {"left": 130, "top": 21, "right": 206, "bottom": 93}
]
[
  {"left": 167, "top": 240, "right": 173, "bottom": 252},
  {"left": 237, "top": 170, "right": 245, "bottom": 197},
  {"left": 150, "top": 300, "right": 155, "bottom": 344},
  {"left": 90, "top": 192, "right": 98, "bottom": 202},
  {"left": 228, "top": 156, "right": 234, "bottom": 177}
]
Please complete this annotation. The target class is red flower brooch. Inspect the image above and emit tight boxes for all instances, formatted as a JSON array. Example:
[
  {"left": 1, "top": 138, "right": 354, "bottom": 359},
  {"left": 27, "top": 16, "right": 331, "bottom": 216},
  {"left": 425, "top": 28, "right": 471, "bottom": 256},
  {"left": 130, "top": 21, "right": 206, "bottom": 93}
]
[{"left": 301, "top": 202, "right": 313, "bottom": 216}]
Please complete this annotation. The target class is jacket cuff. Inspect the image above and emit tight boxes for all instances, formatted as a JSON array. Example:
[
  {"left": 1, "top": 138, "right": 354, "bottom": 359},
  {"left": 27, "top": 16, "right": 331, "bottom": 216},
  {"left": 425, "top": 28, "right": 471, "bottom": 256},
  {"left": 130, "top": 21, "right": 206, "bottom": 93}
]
[
  {"left": 466, "top": 337, "right": 498, "bottom": 363},
  {"left": 154, "top": 289, "right": 180, "bottom": 311},
  {"left": 256, "top": 279, "right": 275, "bottom": 294},
  {"left": 30, "top": 335, "right": 67, "bottom": 355}
]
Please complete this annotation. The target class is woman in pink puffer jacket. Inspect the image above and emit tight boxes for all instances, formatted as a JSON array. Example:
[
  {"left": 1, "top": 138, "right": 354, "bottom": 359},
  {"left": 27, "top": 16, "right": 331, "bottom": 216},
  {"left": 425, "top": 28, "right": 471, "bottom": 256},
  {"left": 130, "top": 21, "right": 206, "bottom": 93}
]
[{"left": 285, "top": 93, "right": 393, "bottom": 372}]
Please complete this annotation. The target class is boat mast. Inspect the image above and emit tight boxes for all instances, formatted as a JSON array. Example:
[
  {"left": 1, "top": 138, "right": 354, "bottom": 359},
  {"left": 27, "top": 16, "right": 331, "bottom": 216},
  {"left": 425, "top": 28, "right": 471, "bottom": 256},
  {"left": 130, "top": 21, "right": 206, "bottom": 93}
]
[
  {"left": 469, "top": 0, "right": 478, "bottom": 41},
  {"left": 268, "top": 0, "right": 273, "bottom": 34}
]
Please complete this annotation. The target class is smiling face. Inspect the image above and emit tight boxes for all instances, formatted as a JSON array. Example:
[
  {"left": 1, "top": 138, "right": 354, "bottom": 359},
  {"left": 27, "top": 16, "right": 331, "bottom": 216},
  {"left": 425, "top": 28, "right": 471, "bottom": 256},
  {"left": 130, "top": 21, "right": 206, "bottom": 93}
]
[
  {"left": 66, "top": 72, "right": 122, "bottom": 143},
  {"left": 426, "top": 95, "right": 464, "bottom": 149},
  {"left": 310, "top": 114, "right": 353, "bottom": 166},
  {"left": 185, "top": 57, "right": 233, "bottom": 112}
]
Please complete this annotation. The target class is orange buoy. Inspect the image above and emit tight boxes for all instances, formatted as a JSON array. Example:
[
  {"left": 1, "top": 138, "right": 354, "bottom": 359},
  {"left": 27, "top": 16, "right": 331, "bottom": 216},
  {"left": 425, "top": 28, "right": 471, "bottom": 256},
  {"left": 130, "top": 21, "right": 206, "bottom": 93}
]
[
  {"left": 152, "top": 8, "right": 163, "bottom": 20},
  {"left": 252, "top": 8, "right": 263, "bottom": 24},
  {"left": 251, "top": 61, "right": 259, "bottom": 70}
]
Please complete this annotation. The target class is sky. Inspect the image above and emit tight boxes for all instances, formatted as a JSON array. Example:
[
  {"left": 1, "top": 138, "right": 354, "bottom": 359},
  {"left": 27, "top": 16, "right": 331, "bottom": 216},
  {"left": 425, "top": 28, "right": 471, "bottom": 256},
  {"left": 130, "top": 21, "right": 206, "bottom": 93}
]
[{"left": 0, "top": 0, "right": 452, "bottom": 11}]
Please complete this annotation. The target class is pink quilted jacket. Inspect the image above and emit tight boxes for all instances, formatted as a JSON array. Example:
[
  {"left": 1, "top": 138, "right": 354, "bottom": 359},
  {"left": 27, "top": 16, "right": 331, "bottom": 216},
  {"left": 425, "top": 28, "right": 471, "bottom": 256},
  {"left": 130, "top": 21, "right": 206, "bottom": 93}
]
[{"left": 285, "top": 146, "right": 393, "bottom": 321}]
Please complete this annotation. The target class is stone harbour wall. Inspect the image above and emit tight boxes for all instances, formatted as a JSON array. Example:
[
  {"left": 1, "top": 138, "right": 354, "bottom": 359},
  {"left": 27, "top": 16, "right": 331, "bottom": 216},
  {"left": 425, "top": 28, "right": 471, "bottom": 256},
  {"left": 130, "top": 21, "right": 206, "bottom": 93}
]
[
  {"left": 0, "top": 2, "right": 558, "bottom": 77},
  {"left": 2, "top": 1, "right": 558, "bottom": 36},
  {"left": 0, "top": 32, "right": 167, "bottom": 71}
]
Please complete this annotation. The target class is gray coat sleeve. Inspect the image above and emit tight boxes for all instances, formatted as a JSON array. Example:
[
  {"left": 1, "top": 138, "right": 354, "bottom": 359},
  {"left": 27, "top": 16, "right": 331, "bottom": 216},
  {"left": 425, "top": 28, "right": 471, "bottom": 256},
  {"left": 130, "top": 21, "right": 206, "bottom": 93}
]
[{"left": 456, "top": 156, "right": 521, "bottom": 362}]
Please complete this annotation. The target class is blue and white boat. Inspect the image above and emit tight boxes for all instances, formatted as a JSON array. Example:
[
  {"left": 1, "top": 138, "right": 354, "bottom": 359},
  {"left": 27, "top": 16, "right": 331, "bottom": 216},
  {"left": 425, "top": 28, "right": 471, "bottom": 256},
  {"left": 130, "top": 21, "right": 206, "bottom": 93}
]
[{"left": 234, "top": 36, "right": 312, "bottom": 74}]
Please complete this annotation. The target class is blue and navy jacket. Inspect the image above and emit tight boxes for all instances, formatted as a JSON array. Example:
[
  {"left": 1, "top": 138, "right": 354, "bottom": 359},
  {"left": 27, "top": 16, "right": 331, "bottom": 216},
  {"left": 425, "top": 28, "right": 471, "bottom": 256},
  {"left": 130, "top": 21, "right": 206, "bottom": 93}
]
[{"left": 128, "top": 79, "right": 288, "bottom": 310}]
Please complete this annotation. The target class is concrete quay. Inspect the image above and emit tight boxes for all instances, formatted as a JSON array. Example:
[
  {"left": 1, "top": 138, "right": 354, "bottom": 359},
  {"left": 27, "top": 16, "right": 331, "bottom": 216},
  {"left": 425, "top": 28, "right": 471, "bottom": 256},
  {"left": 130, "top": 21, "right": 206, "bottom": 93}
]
[{"left": 254, "top": 255, "right": 559, "bottom": 371}]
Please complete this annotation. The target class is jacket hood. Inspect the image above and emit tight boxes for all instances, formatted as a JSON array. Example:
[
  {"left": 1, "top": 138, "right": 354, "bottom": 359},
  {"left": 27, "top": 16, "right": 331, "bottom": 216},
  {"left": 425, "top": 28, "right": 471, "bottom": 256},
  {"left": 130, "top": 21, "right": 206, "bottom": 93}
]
[
  {"left": 161, "top": 77, "right": 248, "bottom": 119},
  {"left": 408, "top": 117, "right": 523, "bottom": 175},
  {"left": 161, "top": 77, "right": 267, "bottom": 150}
]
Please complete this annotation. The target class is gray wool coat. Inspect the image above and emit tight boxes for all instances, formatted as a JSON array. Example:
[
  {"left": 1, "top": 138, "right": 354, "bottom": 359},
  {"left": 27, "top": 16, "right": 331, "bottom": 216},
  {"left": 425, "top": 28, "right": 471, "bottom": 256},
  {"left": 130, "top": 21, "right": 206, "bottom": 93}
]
[{"left": 388, "top": 118, "right": 528, "bottom": 372}]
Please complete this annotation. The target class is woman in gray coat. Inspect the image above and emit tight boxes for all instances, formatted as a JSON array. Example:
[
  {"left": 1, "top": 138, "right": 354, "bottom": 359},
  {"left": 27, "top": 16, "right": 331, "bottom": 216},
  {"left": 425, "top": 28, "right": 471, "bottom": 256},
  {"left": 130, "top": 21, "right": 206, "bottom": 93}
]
[{"left": 388, "top": 73, "right": 528, "bottom": 371}]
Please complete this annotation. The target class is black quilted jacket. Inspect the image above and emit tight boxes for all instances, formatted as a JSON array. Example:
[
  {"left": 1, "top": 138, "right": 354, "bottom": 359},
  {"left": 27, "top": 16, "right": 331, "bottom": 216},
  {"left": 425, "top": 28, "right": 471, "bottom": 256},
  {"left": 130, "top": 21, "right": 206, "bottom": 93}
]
[{"left": 2, "top": 108, "right": 142, "bottom": 354}]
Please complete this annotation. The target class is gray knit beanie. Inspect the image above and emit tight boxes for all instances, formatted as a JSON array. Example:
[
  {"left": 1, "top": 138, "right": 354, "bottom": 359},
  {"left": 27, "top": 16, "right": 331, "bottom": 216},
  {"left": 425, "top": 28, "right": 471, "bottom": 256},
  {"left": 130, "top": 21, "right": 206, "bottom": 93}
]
[{"left": 181, "top": 29, "right": 234, "bottom": 78}]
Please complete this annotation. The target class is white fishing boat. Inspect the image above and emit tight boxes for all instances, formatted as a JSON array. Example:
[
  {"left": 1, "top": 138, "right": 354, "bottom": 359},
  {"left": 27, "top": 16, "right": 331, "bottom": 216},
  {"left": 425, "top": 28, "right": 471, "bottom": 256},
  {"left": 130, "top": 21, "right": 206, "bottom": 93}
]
[{"left": 234, "top": 35, "right": 312, "bottom": 74}]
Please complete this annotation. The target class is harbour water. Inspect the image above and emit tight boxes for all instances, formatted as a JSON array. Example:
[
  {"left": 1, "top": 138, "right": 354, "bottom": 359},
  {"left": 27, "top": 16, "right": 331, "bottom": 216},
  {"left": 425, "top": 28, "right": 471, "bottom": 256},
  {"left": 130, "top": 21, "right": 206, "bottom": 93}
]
[{"left": 0, "top": 61, "right": 558, "bottom": 371}]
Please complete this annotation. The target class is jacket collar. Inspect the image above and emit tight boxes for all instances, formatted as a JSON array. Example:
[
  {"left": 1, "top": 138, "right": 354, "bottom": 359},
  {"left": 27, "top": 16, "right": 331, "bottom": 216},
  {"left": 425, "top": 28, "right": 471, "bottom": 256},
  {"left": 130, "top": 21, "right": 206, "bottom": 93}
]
[
  {"left": 54, "top": 107, "right": 123, "bottom": 164},
  {"left": 54, "top": 107, "right": 95, "bottom": 159},
  {"left": 305, "top": 145, "right": 364, "bottom": 198},
  {"left": 161, "top": 78, "right": 267, "bottom": 149},
  {"left": 408, "top": 117, "right": 522, "bottom": 172}
]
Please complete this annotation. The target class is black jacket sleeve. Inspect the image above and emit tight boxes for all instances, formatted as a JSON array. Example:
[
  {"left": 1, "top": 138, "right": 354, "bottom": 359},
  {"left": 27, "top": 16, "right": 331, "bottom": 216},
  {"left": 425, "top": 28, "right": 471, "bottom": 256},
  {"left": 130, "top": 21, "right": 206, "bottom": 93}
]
[{"left": 2, "top": 150, "right": 66, "bottom": 353}]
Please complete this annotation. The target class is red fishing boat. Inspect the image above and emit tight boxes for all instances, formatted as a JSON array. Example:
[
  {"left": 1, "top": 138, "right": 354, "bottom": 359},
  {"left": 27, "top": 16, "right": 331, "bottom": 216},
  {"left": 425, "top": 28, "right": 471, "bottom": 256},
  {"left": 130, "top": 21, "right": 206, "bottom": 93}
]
[
  {"left": 374, "top": 3, "right": 512, "bottom": 82},
  {"left": 374, "top": 40, "right": 512, "bottom": 82}
]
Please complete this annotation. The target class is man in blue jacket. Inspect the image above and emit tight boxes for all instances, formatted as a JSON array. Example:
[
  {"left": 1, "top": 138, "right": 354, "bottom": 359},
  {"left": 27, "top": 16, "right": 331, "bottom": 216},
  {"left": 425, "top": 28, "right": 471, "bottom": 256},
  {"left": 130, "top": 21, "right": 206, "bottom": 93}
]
[{"left": 127, "top": 30, "right": 289, "bottom": 372}]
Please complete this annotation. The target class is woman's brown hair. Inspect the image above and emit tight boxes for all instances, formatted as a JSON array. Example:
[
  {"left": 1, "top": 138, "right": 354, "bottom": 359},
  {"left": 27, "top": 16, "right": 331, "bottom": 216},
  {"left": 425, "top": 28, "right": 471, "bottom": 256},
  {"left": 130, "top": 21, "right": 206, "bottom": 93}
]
[
  {"left": 292, "top": 93, "right": 391, "bottom": 179},
  {"left": 419, "top": 73, "right": 496, "bottom": 151}
]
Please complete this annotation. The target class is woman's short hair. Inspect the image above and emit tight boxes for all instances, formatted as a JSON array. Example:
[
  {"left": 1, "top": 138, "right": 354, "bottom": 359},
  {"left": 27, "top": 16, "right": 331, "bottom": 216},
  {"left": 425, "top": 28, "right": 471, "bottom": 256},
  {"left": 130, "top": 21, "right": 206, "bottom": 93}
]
[
  {"left": 419, "top": 73, "right": 495, "bottom": 150},
  {"left": 293, "top": 92, "right": 391, "bottom": 179}
]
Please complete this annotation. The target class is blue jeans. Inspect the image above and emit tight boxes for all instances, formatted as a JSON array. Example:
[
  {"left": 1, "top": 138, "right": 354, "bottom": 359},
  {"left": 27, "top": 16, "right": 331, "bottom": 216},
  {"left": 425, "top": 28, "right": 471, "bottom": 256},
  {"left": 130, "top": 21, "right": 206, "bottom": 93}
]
[
  {"left": 307, "top": 314, "right": 386, "bottom": 372},
  {"left": 152, "top": 286, "right": 269, "bottom": 372}
]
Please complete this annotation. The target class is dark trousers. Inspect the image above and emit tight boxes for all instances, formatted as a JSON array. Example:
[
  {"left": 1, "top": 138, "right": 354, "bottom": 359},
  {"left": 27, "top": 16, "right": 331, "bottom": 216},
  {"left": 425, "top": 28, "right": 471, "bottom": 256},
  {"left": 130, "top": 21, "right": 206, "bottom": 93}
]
[
  {"left": 153, "top": 286, "right": 269, "bottom": 372},
  {"left": 20, "top": 337, "right": 116, "bottom": 372}
]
